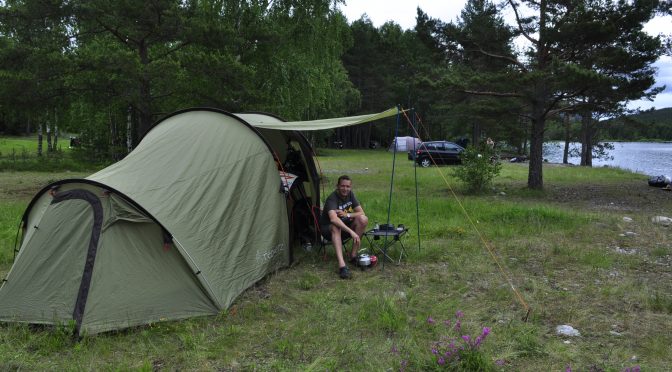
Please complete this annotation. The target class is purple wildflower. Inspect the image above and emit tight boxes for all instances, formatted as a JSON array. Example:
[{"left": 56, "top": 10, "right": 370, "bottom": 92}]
[
  {"left": 437, "top": 357, "right": 445, "bottom": 366},
  {"left": 566, "top": 365, "right": 572, "bottom": 372},
  {"left": 427, "top": 316, "right": 435, "bottom": 324},
  {"left": 462, "top": 335, "right": 471, "bottom": 343},
  {"left": 400, "top": 359, "right": 408, "bottom": 372},
  {"left": 474, "top": 335, "right": 483, "bottom": 348},
  {"left": 390, "top": 344, "right": 399, "bottom": 354},
  {"left": 454, "top": 320, "right": 461, "bottom": 331},
  {"left": 456, "top": 310, "right": 464, "bottom": 318},
  {"left": 495, "top": 359, "right": 505, "bottom": 366},
  {"left": 473, "top": 327, "right": 491, "bottom": 348},
  {"left": 443, "top": 319, "right": 451, "bottom": 327},
  {"left": 431, "top": 348, "right": 438, "bottom": 355}
]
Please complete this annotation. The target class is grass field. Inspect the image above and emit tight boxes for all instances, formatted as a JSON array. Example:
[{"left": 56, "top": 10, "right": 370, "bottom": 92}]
[
  {"left": 1, "top": 149, "right": 671, "bottom": 370},
  {"left": 0, "top": 135, "right": 71, "bottom": 155},
  {"left": 0, "top": 136, "right": 108, "bottom": 172}
]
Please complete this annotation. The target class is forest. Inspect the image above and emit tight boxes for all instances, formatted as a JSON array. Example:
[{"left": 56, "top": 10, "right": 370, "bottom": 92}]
[{"left": 1, "top": 0, "right": 670, "bottom": 189}]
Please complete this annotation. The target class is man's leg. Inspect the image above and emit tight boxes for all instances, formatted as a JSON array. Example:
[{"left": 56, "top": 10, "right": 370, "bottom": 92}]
[
  {"left": 330, "top": 225, "right": 347, "bottom": 269},
  {"left": 349, "top": 214, "right": 369, "bottom": 257}
]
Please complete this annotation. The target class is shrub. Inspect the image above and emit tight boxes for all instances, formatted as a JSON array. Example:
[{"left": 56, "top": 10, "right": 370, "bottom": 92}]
[{"left": 453, "top": 145, "right": 502, "bottom": 193}]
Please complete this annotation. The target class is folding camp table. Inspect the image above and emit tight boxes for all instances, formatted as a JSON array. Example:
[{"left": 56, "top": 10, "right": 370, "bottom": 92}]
[{"left": 364, "top": 227, "right": 408, "bottom": 265}]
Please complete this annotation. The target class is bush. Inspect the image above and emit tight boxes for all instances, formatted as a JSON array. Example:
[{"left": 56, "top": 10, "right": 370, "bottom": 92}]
[{"left": 452, "top": 145, "right": 502, "bottom": 193}]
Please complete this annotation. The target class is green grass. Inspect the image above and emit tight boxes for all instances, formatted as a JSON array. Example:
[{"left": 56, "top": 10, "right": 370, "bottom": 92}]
[
  {"left": 1, "top": 149, "right": 671, "bottom": 370},
  {"left": 0, "top": 136, "right": 107, "bottom": 172},
  {"left": 0, "top": 201, "right": 24, "bottom": 265},
  {"left": 0, "top": 136, "right": 72, "bottom": 155}
]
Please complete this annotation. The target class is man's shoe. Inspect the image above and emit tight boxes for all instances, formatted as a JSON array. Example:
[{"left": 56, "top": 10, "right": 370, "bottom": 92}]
[{"left": 339, "top": 266, "right": 352, "bottom": 279}]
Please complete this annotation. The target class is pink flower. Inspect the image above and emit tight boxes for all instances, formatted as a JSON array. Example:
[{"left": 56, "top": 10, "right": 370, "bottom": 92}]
[
  {"left": 456, "top": 310, "right": 464, "bottom": 318},
  {"left": 482, "top": 327, "right": 491, "bottom": 336},
  {"left": 495, "top": 359, "right": 505, "bottom": 366},
  {"left": 437, "top": 357, "right": 445, "bottom": 366},
  {"left": 461, "top": 335, "right": 471, "bottom": 343},
  {"left": 427, "top": 316, "right": 435, "bottom": 324}
]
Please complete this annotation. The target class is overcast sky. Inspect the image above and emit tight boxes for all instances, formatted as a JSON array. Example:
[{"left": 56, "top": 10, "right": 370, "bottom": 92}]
[{"left": 339, "top": 0, "right": 672, "bottom": 111}]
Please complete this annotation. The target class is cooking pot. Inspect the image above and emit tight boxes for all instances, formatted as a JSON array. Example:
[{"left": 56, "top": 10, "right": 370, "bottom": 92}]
[{"left": 358, "top": 254, "right": 371, "bottom": 267}]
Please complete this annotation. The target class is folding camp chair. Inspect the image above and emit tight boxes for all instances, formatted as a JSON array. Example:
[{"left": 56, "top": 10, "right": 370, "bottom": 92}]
[
  {"left": 317, "top": 232, "right": 352, "bottom": 261},
  {"left": 312, "top": 206, "right": 353, "bottom": 261}
]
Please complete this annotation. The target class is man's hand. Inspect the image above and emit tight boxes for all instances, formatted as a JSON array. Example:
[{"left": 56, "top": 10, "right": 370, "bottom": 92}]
[
  {"left": 336, "top": 210, "right": 349, "bottom": 219},
  {"left": 350, "top": 230, "right": 360, "bottom": 244}
]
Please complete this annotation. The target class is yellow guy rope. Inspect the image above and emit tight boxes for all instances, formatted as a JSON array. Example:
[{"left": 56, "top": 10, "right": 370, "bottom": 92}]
[{"left": 401, "top": 109, "right": 531, "bottom": 321}]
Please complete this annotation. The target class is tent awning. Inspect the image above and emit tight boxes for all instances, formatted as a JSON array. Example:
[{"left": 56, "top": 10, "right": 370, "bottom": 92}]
[{"left": 237, "top": 107, "right": 399, "bottom": 131}]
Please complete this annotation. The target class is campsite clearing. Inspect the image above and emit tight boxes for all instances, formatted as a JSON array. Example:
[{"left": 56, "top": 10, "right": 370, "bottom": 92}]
[{"left": 1, "top": 149, "right": 671, "bottom": 370}]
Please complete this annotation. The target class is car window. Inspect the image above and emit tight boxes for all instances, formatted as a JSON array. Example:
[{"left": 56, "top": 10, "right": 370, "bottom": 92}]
[
  {"left": 425, "top": 143, "right": 437, "bottom": 150},
  {"left": 445, "top": 144, "right": 460, "bottom": 151}
]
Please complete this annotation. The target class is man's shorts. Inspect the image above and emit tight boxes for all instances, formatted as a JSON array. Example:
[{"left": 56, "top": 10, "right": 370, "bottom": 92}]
[{"left": 321, "top": 218, "right": 353, "bottom": 241}]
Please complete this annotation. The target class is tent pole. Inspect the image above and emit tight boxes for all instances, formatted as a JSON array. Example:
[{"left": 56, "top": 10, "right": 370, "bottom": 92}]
[
  {"left": 383, "top": 106, "right": 401, "bottom": 271},
  {"left": 412, "top": 108, "right": 421, "bottom": 252},
  {"left": 172, "top": 237, "right": 223, "bottom": 309}
]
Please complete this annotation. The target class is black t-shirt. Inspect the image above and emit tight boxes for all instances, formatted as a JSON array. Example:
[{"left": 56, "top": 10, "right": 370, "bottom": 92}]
[{"left": 319, "top": 191, "right": 360, "bottom": 227}]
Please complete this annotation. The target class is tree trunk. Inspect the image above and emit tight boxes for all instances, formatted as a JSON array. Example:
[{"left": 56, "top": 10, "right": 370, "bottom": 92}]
[
  {"left": 53, "top": 111, "right": 58, "bottom": 151},
  {"left": 46, "top": 121, "right": 52, "bottom": 153},
  {"left": 137, "top": 40, "right": 153, "bottom": 142},
  {"left": 37, "top": 124, "right": 43, "bottom": 157},
  {"left": 471, "top": 121, "right": 481, "bottom": 148},
  {"left": 580, "top": 113, "right": 593, "bottom": 166},
  {"left": 527, "top": 114, "right": 544, "bottom": 189},
  {"left": 562, "top": 114, "right": 570, "bottom": 164},
  {"left": 527, "top": 0, "right": 548, "bottom": 190},
  {"left": 127, "top": 106, "right": 134, "bottom": 154},
  {"left": 110, "top": 108, "right": 119, "bottom": 160}
]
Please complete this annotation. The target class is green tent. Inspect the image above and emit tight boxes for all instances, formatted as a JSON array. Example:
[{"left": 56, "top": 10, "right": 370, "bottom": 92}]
[{"left": 0, "top": 107, "right": 396, "bottom": 335}]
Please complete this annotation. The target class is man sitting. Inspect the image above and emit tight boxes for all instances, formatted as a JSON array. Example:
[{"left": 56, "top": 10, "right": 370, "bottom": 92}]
[{"left": 319, "top": 175, "right": 369, "bottom": 279}]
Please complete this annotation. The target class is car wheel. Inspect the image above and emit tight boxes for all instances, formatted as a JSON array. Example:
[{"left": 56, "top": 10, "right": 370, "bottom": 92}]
[{"left": 420, "top": 158, "right": 431, "bottom": 168}]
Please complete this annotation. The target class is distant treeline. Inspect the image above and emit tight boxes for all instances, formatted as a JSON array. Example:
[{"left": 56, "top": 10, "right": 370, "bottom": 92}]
[
  {"left": 546, "top": 108, "right": 672, "bottom": 142},
  {"left": 603, "top": 108, "right": 672, "bottom": 141}
]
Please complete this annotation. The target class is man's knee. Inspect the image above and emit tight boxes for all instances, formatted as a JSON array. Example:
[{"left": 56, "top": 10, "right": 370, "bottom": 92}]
[
  {"left": 354, "top": 214, "right": 368, "bottom": 227},
  {"left": 330, "top": 224, "right": 342, "bottom": 238}
]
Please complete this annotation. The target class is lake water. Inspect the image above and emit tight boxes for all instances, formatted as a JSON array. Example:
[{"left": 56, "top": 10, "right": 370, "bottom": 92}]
[{"left": 543, "top": 141, "right": 672, "bottom": 176}]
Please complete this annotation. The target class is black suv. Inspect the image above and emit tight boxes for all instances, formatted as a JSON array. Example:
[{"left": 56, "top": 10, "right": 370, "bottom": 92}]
[{"left": 414, "top": 141, "right": 465, "bottom": 167}]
